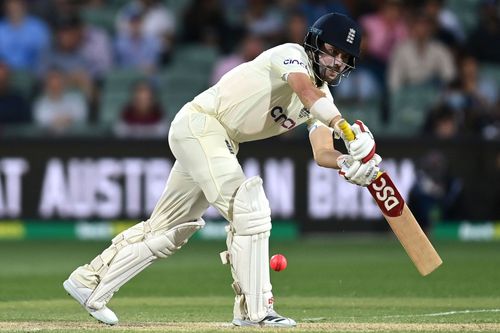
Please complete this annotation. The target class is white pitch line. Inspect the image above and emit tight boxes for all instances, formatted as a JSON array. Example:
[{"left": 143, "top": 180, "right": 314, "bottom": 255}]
[
  {"left": 379, "top": 309, "right": 500, "bottom": 318},
  {"left": 307, "top": 309, "right": 500, "bottom": 322}
]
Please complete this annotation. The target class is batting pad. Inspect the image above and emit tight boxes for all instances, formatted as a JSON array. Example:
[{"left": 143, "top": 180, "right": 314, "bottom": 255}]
[
  {"left": 86, "top": 219, "right": 205, "bottom": 310},
  {"left": 225, "top": 177, "right": 273, "bottom": 322}
]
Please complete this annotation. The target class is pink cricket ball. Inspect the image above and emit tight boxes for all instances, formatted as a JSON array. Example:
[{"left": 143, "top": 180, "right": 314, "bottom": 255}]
[{"left": 270, "top": 254, "right": 287, "bottom": 272}]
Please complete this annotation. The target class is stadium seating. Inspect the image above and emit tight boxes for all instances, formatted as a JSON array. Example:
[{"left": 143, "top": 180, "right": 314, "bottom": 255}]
[
  {"left": 447, "top": 0, "right": 480, "bottom": 34},
  {"left": 99, "top": 68, "right": 146, "bottom": 127},
  {"left": 81, "top": 7, "right": 116, "bottom": 34},
  {"left": 159, "top": 45, "right": 218, "bottom": 117},
  {"left": 2, "top": 0, "right": 498, "bottom": 141},
  {"left": 1, "top": 123, "right": 109, "bottom": 138},
  {"left": 10, "top": 70, "right": 35, "bottom": 98},
  {"left": 336, "top": 98, "right": 383, "bottom": 137},
  {"left": 171, "top": 44, "right": 218, "bottom": 78},
  {"left": 157, "top": 69, "right": 206, "bottom": 118},
  {"left": 386, "top": 84, "right": 440, "bottom": 136},
  {"left": 480, "top": 63, "right": 500, "bottom": 86}
]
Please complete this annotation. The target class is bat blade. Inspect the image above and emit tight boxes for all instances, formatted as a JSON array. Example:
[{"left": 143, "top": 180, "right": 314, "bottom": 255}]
[
  {"left": 336, "top": 119, "right": 442, "bottom": 275},
  {"left": 384, "top": 204, "right": 443, "bottom": 276},
  {"left": 368, "top": 172, "right": 443, "bottom": 276}
]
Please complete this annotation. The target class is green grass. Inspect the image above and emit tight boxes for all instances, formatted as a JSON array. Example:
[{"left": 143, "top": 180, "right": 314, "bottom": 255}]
[{"left": 0, "top": 237, "right": 499, "bottom": 332}]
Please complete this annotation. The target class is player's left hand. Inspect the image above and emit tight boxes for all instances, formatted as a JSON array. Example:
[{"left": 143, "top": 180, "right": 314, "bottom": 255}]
[
  {"left": 337, "top": 153, "right": 382, "bottom": 186},
  {"left": 348, "top": 120, "right": 376, "bottom": 163}
]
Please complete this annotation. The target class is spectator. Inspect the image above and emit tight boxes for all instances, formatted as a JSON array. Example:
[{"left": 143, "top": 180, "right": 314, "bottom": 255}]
[
  {"left": 332, "top": 30, "right": 382, "bottom": 103},
  {"left": 459, "top": 55, "right": 498, "bottom": 109},
  {"left": 30, "top": 0, "right": 81, "bottom": 27},
  {"left": 41, "top": 15, "right": 95, "bottom": 99},
  {"left": 82, "top": 0, "right": 105, "bottom": 8},
  {"left": 220, "top": 0, "right": 248, "bottom": 26},
  {"left": 422, "top": 0, "right": 465, "bottom": 48},
  {"left": 282, "top": 11, "right": 308, "bottom": 44},
  {"left": 439, "top": 55, "right": 499, "bottom": 139},
  {"left": 181, "top": 0, "right": 232, "bottom": 50},
  {"left": 45, "top": 14, "right": 112, "bottom": 81},
  {"left": 244, "top": 0, "right": 284, "bottom": 45},
  {"left": 425, "top": 104, "right": 459, "bottom": 139},
  {"left": 33, "top": 68, "right": 88, "bottom": 134},
  {"left": 298, "top": 0, "right": 349, "bottom": 27},
  {"left": 0, "top": 62, "right": 30, "bottom": 123},
  {"left": 211, "top": 34, "right": 265, "bottom": 85},
  {"left": 409, "top": 150, "right": 464, "bottom": 232},
  {"left": 0, "top": 0, "right": 50, "bottom": 71},
  {"left": 333, "top": 69, "right": 381, "bottom": 102},
  {"left": 388, "top": 12, "right": 456, "bottom": 92},
  {"left": 78, "top": 20, "right": 113, "bottom": 82},
  {"left": 115, "top": 11, "right": 162, "bottom": 72},
  {"left": 116, "top": 0, "right": 175, "bottom": 63},
  {"left": 114, "top": 80, "right": 168, "bottom": 138},
  {"left": 345, "top": 0, "right": 377, "bottom": 17},
  {"left": 360, "top": 0, "right": 409, "bottom": 84},
  {"left": 467, "top": 0, "right": 500, "bottom": 64}
]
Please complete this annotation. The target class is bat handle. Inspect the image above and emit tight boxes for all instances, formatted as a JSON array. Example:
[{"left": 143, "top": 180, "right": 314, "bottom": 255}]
[
  {"left": 338, "top": 119, "right": 382, "bottom": 178},
  {"left": 338, "top": 119, "right": 355, "bottom": 142}
]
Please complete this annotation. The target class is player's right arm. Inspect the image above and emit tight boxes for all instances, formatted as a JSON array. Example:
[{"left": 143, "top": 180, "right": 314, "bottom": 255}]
[
  {"left": 269, "top": 44, "right": 375, "bottom": 162},
  {"left": 308, "top": 121, "right": 341, "bottom": 169},
  {"left": 287, "top": 72, "right": 341, "bottom": 128},
  {"left": 288, "top": 72, "right": 376, "bottom": 163},
  {"left": 268, "top": 44, "right": 342, "bottom": 127},
  {"left": 307, "top": 121, "right": 381, "bottom": 186}
]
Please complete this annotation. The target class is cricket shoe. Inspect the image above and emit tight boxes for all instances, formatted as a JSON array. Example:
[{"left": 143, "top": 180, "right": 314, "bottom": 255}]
[
  {"left": 232, "top": 309, "right": 296, "bottom": 327},
  {"left": 63, "top": 278, "right": 118, "bottom": 325}
]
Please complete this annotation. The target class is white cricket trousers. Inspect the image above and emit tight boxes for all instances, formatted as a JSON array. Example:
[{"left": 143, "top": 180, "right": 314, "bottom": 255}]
[{"left": 72, "top": 104, "right": 246, "bottom": 288}]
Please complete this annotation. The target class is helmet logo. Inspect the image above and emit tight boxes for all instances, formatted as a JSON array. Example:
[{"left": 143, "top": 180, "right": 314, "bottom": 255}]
[{"left": 346, "top": 28, "right": 356, "bottom": 44}]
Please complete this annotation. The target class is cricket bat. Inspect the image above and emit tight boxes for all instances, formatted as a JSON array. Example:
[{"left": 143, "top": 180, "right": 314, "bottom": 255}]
[{"left": 338, "top": 120, "right": 443, "bottom": 276}]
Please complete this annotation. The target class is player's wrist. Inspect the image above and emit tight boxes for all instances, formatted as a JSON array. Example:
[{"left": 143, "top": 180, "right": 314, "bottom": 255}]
[
  {"left": 329, "top": 116, "right": 342, "bottom": 128},
  {"left": 331, "top": 118, "right": 346, "bottom": 140},
  {"left": 307, "top": 123, "right": 320, "bottom": 133},
  {"left": 310, "top": 97, "right": 341, "bottom": 126}
]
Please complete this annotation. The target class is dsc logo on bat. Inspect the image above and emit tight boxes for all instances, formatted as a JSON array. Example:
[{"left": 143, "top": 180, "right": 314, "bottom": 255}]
[
  {"left": 368, "top": 173, "right": 404, "bottom": 217},
  {"left": 372, "top": 178, "right": 398, "bottom": 210}
]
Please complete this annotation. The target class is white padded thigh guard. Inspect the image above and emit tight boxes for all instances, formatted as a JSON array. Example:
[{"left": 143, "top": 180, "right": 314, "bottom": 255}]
[
  {"left": 86, "top": 219, "right": 205, "bottom": 310},
  {"left": 224, "top": 176, "right": 273, "bottom": 322}
]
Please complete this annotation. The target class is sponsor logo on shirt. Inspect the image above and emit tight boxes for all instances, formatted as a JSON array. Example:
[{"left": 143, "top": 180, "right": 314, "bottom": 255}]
[
  {"left": 270, "top": 106, "right": 296, "bottom": 129},
  {"left": 224, "top": 139, "right": 235, "bottom": 155},
  {"left": 283, "top": 59, "right": 307, "bottom": 68},
  {"left": 298, "top": 107, "right": 310, "bottom": 119}
]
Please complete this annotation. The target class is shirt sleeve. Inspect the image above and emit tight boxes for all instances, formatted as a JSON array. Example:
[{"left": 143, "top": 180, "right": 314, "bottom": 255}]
[{"left": 270, "top": 44, "right": 310, "bottom": 82}]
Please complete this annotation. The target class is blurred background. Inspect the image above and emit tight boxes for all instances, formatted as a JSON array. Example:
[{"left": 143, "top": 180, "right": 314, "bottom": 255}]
[{"left": 0, "top": 0, "right": 498, "bottom": 243}]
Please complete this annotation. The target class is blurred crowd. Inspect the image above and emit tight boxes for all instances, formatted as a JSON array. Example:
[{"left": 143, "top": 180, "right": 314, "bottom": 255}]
[{"left": 0, "top": 0, "right": 499, "bottom": 139}]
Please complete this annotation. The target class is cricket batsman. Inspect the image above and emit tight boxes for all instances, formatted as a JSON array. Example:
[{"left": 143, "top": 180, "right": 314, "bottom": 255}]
[{"left": 63, "top": 13, "right": 382, "bottom": 327}]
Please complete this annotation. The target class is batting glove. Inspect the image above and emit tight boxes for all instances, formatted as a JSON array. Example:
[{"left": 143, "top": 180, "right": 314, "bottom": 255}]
[
  {"left": 337, "top": 153, "right": 382, "bottom": 187},
  {"left": 349, "top": 120, "right": 376, "bottom": 163}
]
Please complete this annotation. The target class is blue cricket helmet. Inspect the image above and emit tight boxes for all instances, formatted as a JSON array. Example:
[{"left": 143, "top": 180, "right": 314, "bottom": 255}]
[
  {"left": 305, "top": 12, "right": 361, "bottom": 59},
  {"left": 304, "top": 12, "right": 362, "bottom": 85}
]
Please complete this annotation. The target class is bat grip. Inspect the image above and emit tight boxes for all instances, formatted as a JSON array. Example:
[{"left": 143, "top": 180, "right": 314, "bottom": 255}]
[
  {"left": 338, "top": 119, "right": 355, "bottom": 142},
  {"left": 338, "top": 119, "right": 382, "bottom": 178}
]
